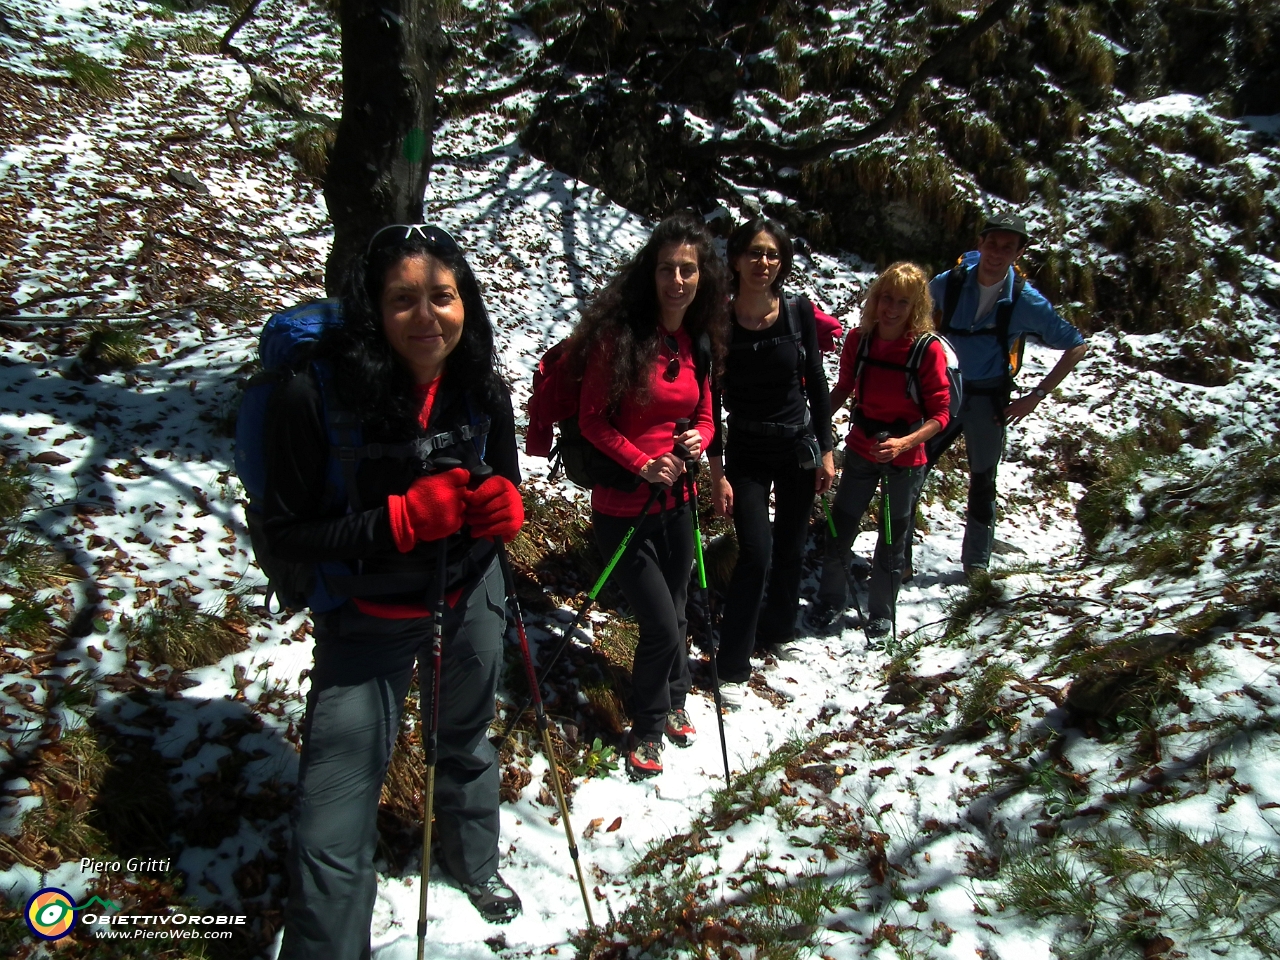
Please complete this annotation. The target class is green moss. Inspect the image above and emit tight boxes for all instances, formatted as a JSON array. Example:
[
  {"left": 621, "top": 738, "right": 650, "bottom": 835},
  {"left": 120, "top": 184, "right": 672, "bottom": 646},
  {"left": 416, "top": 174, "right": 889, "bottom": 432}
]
[{"left": 287, "top": 123, "right": 335, "bottom": 180}]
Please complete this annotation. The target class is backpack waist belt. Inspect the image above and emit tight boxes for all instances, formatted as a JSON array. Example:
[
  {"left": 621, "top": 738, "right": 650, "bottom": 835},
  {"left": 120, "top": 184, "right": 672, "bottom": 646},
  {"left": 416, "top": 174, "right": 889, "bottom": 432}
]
[
  {"left": 958, "top": 375, "right": 1009, "bottom": 399},
  {"left": 726, "top": 409, "right": 811, "bottom": 439},
  {"left": 853, "top": 408, "right": 922, "bottom": 439}
]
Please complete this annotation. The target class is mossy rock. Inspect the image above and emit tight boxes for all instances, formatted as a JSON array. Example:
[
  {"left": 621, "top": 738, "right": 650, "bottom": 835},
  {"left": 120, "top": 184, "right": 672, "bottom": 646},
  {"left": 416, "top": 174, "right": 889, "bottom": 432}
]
[{"left": 1064, "top": 632, "right": 1192, "bottom": 724}]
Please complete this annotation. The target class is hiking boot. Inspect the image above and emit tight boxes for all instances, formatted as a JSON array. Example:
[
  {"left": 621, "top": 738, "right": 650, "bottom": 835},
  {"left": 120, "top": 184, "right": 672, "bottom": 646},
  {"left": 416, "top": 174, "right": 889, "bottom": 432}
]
[
  {"left": 626, "top": 733, "right": 663, "bottom": 779},
  {"left": 864, "top": 618, "right": 891, "bottom": 642},
  {"left": 773, "top": 643, "right": 803, "bottom": 662},
  {"left": 664, "top": 708, "right": 696, "bottom": 747},
  {"left": 803, "top": 602, "right": 841, "bottom": 634},
  {"left": 901, "top": 562, "right": 914, "bottom": 584},
  {"left": 461, "top": 871, "right": 522, "bottom": 924},
  {"left": 963, "top": 564, "right": 988, "bottom": 581},
  {"left": 718, "top": 681, "right": 747, "bottom": 711}
]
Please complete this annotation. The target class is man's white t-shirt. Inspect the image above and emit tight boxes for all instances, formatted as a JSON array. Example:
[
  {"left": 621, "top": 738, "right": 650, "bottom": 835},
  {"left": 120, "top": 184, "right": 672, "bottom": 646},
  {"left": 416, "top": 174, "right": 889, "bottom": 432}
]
[{"left": 975, "top": 280, "right": 1003, "bottom": 322}]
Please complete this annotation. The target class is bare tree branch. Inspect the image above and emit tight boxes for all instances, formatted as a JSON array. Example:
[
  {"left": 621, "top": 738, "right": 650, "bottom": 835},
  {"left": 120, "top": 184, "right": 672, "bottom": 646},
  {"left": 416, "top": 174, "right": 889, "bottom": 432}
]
[
  {"left": 219, "top": 0, "right": 266, "bottom": 62},
  {"left": 694, "top": 0, "right": 1019, "bottom": 165},
  {"left": 218, "top": 0, "right": 336, "bottom": 127}
]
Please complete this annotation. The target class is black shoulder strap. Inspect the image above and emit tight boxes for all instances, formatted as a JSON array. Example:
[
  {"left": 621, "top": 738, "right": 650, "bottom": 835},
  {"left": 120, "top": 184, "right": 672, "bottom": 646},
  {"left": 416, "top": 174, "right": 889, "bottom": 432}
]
[
  {"left": 693, "top": 330, "right": 712, "bottom": 384},
  {"left": 853, "top": 330, "right": 873, "bottom": 408},
  {"left": 994, "top": 273, "right": 1025, "bottom": 362},
  {"left": 783, "top": 294, "right": 808, "bottom": 368},
  {"left": 940, "top": 263, "right": 968, "bottom": 333}
]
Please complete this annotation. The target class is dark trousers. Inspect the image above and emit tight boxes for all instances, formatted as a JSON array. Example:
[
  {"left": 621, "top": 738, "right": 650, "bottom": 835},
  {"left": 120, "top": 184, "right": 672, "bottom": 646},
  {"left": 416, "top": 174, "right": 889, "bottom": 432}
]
[
  {"left": 593, "top": 500, "right": 693, "bottom": 742},
  {"left": 716, "top": 452, "right": 816, "bottom": 683},
  {"left": 907, "top": 381, "right": 1006, "bottom": 571},
  {"left": 818, "top": 454, "right": 922, "bottom": 623},
  {"left": 279, "top": 557, "right": 506, "bottom": 960}
]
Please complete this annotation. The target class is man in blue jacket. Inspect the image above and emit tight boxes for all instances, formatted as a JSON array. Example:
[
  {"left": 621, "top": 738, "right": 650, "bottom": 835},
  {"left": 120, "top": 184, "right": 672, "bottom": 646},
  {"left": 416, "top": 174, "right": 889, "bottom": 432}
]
[{"left": 918, "top": 213, "right": 1087, "bottom": 575}]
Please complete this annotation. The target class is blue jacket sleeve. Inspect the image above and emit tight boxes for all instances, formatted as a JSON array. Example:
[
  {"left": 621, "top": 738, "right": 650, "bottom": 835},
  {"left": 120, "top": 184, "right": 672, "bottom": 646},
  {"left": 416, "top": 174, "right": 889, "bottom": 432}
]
[{"left": 1010, "top": 285, "right": 1085, "bottom": 350}]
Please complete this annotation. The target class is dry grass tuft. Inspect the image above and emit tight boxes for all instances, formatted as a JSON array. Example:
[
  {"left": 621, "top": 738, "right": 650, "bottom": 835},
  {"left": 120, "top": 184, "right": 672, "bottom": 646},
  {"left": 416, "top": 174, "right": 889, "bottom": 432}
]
[{"left": 124, "top": 588, "right": 250, "bottom": 671}]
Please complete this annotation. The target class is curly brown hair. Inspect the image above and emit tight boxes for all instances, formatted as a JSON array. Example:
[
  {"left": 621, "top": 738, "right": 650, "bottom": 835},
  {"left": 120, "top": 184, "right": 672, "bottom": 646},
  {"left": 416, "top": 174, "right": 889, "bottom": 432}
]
[
  {"left": 858, "top": 261, "right": 935, "bottom": 341},
  {"left": 566, "top": 212, "right": 729, "bottom": 407}
]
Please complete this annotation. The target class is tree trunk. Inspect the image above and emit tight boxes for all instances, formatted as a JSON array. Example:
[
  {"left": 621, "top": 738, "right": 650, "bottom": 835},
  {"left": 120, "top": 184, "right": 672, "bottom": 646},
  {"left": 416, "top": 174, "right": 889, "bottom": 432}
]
[{"left": 324, "top": 0, "right": 441, "bottom": 295}]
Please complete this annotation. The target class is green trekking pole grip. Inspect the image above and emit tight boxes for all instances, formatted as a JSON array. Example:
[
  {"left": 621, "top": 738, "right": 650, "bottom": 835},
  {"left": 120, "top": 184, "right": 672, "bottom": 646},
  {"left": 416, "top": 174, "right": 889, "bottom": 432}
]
[{"left": 822, "top": 495, "right": 837, "bottom": 538}]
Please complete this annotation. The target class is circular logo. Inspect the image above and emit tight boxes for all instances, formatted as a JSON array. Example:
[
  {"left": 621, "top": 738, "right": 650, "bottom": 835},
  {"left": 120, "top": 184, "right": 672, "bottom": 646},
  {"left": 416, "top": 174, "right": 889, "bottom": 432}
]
[{"left": 25, "top": 887, "right": 77, "bottom": 940}]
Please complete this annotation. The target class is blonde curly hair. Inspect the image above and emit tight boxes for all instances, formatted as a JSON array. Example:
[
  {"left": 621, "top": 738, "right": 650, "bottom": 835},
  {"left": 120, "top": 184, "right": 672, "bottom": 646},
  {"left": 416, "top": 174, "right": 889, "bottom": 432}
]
[{"left": 858, "top": 261, "right": 935, "bottom": 340}]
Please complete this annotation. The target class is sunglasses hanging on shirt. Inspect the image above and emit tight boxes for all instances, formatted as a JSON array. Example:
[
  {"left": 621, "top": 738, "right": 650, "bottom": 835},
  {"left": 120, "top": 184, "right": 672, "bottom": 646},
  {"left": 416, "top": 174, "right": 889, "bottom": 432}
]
[{"left": 662, "top": 335, "right": 680, "bottom": 382}]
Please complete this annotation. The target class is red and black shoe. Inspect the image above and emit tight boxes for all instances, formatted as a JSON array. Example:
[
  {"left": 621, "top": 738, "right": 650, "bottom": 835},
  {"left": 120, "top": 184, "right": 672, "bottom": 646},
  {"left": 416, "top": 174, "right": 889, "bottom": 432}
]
[
  {"left": 664, "top": 708, "right": 696, "bottom": 747},
  {"left": 626, "top": 733, "right": 664, "bottom": 779}
]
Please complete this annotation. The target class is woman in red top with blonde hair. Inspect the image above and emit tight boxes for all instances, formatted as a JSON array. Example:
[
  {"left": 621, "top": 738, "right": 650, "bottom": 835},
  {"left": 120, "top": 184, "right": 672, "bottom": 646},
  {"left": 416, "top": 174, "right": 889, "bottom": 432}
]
[
  {"left": 565, "top": 212, "right": 728, "bottom": 779},
  {"left": 805, "top": 261, "right": 951, "bottom": 641}
]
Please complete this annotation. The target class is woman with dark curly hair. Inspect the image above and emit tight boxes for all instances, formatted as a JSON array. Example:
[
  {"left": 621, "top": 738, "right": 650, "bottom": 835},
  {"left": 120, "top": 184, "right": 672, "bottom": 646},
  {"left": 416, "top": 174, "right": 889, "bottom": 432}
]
[
  {"left": 566, "top": 212, "right": 729, "bottom": 779},
  {"left": 708, "top": 218, "right": 834, "bottom": 709},
  {"left": 267, "top": 225, "right": 525, "bottom": 957}
]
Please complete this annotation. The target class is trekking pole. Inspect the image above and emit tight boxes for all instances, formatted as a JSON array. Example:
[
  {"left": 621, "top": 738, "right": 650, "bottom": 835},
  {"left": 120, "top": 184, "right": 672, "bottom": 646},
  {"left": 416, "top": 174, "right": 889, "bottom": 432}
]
[
  {"left": 494, "top": 482, "right": 665, "bottom": 749},
  {"left": 873, "top": 432, "right": 897, "bottom": 643},
  {"left": 495, "top": 545, "right": 596, "bottom": 930},
  {"left": 822, "top": 495, "right": 838, "bottom": 538},
  {"left": 674, "top": 419, "right": 732, "bottom": 789},
  {"left": 417, "top": 464, "right": 457, "bottom": 960}
]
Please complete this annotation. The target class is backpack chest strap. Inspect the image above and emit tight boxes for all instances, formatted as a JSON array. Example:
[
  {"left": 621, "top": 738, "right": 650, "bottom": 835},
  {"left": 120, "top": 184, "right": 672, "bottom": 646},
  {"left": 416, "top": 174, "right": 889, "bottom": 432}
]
[{"left": 332, "top": 420, "right": 491, "bottom": 465}]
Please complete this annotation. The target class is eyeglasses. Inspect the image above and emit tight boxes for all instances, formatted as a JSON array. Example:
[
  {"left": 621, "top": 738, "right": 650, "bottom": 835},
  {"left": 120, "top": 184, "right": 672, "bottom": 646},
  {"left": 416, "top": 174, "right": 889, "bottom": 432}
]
[
  {"left": 746, "top": 246, "right": 782, "bottom": 264},
  {"left": 662, "top": 335, "right": 680, "bottom": 382},
  {"left": 365, "top": 223, "right": 460, "bottom": 261}
]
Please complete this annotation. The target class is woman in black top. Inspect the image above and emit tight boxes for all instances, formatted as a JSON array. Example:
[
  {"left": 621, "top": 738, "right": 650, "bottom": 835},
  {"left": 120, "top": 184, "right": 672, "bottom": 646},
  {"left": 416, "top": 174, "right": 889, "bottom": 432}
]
[
  {"left": 268, "top": 225, "right": 525, "bottom": 958},
  {"left": 709, "top": 219, "right": 834, "bottom": 707}
]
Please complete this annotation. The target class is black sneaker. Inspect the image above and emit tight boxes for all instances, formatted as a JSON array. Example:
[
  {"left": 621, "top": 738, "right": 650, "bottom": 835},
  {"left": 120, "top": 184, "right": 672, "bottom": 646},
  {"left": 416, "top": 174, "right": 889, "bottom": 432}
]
[
  {"left": 461, "top": 871, "right": 522, "bottom": 924},
  {"left": 626, "top": 733, "right": 663, "bottom": 779},
  {"left": 803, "top": 602, "right": 841, "bottom": 634}
]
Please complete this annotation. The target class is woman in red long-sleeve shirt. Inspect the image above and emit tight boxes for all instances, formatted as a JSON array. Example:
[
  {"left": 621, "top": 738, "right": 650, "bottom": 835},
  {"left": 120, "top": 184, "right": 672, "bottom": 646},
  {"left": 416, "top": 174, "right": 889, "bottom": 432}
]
[
  {"left": 566, "top": 213, "right": 727, "bottom": 779},
  {"left": 805, "top": 262, "right": 951, "bottom": 642}
]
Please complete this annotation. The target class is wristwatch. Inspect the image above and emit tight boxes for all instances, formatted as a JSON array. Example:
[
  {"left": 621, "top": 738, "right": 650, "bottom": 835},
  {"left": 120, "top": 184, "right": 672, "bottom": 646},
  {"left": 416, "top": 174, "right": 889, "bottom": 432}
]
[{"left": 1030, "top": 387, "right": 1049, "bottom": 400}]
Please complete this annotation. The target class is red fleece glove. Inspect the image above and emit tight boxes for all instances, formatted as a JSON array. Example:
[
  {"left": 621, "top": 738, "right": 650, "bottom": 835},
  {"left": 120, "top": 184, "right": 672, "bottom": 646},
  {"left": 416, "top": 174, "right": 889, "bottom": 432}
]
[
  {"left": 386, "top": 468, "right": 470, "bottom": 553},
  {"left": 464, "top": 476, "right": 525, "bottom": 543}
]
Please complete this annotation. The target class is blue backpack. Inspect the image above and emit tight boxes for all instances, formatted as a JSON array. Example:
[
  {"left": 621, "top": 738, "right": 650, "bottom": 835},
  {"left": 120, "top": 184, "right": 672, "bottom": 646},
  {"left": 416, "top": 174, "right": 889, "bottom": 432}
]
[
  {"left": 235, "top": 300, "right": 354, "bottom": 612},
  {"left": 234, "top": 300, "right": 491, "bottom": 612}
]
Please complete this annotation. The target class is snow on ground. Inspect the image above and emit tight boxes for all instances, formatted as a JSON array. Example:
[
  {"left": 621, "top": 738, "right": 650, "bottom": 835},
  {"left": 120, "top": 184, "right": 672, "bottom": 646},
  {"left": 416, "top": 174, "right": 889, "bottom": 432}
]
[{"left": 2, "top": 1, "right": 1279, "bottom": 959}]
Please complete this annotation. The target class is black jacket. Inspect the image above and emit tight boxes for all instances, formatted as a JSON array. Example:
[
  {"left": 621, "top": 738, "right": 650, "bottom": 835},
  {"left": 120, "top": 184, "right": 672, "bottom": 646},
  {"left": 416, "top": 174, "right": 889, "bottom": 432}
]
[
  {"left": 262, "top": 367, "right": 520, "bottom": 604},
  {"left": 710, "top": 294, "right": 833, "bottom": 460}
]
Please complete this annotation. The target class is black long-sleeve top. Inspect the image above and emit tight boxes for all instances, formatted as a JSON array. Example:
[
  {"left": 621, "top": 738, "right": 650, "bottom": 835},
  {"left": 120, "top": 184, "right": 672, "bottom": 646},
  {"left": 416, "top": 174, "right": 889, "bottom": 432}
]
[
  {"left": 262, "top": 367, "right": 520, "bottom": 603},
  {"left": 710, "top": 294, "right": 833, "bottom": 460}
]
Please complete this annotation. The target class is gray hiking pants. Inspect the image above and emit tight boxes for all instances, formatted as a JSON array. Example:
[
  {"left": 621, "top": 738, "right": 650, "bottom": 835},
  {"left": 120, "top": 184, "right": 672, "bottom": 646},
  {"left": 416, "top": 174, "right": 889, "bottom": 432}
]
[
  {"left": 279, "top": 555, "right": 506, "bottom": 960},
  {"left": 910, "top": 378, "right": 1006, "bottom": 571},
  {"left": 818, "top": 453, "right": 923, "bottom": 624}
]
